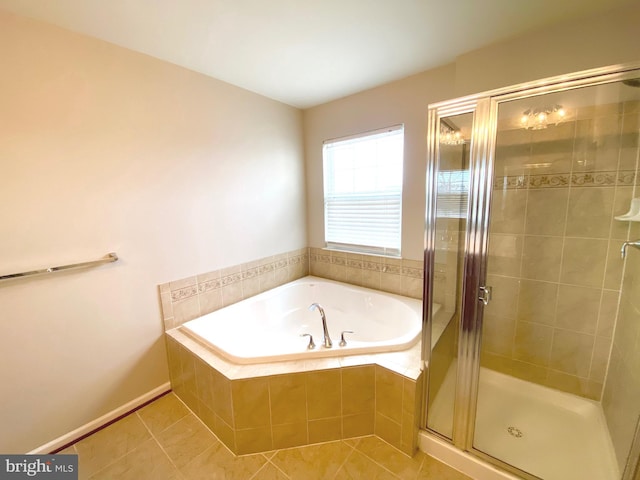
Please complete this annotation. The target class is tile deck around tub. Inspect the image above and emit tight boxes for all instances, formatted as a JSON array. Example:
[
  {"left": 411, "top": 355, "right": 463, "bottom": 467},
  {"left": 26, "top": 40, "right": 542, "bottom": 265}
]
[
  {"left": 166, "top": 325, "right": 424, "bottom": 381},
  {"left": 60, "top": 392, "right": 472, "bottom": 480}
]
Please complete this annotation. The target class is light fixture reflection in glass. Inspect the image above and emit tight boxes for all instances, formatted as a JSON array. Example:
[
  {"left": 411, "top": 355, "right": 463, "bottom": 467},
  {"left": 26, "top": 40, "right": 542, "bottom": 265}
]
[
  {"left": 440, "top": 124, "right": 465, "bottom": 145},
  {"left": 520, "top": 105, "right": 566, "bottom": 130}
]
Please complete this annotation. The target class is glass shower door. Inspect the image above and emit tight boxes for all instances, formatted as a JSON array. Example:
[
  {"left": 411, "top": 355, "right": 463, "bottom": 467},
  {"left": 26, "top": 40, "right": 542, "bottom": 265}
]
[
  {"left": 425, "top": 111, "right": 474, "bottom": 440},
  {"left": 473, "top": 77, "right": 640, "bottom": 480}
]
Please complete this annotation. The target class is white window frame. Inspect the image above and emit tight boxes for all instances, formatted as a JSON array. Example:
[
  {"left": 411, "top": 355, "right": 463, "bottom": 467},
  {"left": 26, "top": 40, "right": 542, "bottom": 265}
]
[{"left": 322, "top": 125, "right": 404, "bottom": 257}]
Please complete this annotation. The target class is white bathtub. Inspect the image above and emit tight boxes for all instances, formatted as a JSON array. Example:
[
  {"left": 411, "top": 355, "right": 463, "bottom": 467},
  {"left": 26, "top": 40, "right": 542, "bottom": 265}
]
[{"left": 180, "top": 276, "right": 433, "bottom": 364}]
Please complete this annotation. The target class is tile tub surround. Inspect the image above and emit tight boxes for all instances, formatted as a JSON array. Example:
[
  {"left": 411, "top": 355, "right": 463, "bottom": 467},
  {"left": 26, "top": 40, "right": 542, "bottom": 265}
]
[
  {"left": 308, "top": 248, "right": 425, "bottom": 300},
  {"left": 159, "top": 247, "right": 427, "bottom": 456},
  {"left": 159, "top": 247, "right": 425, "bottom": 331},
  {"left": 481, "top": 99, "right": 640, "bottom": 400},
  {"left": 159, "top": 249, "right": 309, "bottom": 330},
  {"left": 165, "top": 329, "right": 423, "bottom": 456}
]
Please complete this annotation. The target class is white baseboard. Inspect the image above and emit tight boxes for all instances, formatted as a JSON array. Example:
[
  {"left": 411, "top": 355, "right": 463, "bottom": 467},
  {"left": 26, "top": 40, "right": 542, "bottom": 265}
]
[{"left": 28, "top": 382, "right": 171, "bottom": 454}]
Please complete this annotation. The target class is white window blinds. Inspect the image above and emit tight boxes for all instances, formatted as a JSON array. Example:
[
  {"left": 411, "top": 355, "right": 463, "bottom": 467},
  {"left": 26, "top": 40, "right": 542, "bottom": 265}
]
[
  {"left": 436, "top": 169, "right": 469, "bottom": 218},
  {"left": 322, "top": 125, "right": 404, "bottom": 256}
]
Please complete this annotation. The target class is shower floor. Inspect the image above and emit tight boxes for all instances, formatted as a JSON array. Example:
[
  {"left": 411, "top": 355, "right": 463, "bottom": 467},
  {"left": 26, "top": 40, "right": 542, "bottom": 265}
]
[{"left": 428, "top": 364, "right": 619, "bottom": 480}]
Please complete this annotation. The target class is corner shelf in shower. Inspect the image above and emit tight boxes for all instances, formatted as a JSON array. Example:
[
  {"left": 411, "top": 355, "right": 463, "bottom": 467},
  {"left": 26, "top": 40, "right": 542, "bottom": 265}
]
[{"left": 615, "top": 198, "right": 640, "bottom": 222}]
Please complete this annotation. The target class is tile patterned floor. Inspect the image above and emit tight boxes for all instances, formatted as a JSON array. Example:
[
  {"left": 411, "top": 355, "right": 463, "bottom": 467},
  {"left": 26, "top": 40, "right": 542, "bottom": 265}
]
[{"left": 59, "top": 392, "right": 472, "bottom": 480}]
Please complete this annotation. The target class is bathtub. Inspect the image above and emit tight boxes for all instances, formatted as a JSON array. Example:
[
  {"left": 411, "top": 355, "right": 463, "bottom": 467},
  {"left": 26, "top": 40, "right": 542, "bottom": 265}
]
[{"left": 180, "top": 276, "right": 434, "bottom": 364}]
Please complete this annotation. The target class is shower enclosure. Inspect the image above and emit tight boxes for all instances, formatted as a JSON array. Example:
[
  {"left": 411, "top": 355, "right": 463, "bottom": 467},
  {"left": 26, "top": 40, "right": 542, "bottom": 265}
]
[{"left": 423, "top": 63, "right": 640, "bottom": 480}]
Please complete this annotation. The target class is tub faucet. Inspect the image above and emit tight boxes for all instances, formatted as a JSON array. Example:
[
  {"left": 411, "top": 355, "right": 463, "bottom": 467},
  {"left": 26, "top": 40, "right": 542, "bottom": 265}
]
[{"left": 308, "top": 303, "right": 332, "bottom": 348}]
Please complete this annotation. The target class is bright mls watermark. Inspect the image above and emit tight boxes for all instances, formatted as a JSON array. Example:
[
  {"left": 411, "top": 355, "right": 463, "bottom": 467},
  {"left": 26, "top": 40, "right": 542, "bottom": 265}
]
[{"left": 0, "top": 455, "right": 77, "bottom": 479}]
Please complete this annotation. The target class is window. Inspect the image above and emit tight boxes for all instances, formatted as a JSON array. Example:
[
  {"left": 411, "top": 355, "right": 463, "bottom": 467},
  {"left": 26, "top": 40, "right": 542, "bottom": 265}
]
[
  {"left": 322, "top": 125, "right": 404, "bottom": 256},
  {"left": 436, "top": 169, "right": 469, "bottom": 218}
]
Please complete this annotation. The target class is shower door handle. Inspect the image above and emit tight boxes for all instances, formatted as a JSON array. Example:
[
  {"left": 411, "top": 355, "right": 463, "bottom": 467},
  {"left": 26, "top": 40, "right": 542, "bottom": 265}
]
[{"left": 478, "top": 286, "right": 492, "bottom": 306}]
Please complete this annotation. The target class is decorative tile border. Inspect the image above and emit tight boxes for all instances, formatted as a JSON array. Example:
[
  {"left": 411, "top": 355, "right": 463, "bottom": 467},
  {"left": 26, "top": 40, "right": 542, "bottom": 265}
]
[
  {"left": 167, "top": 252, "right": 308, "bottom": 303},
  {"left": 308, "top": 248, "right": 424, "bottom": 299},
  {"left": 160, "top": 247, "right": 425, "bottom": 329},
  {"left": 159, "top": 249, "right": 309, "bottom": 330},
  {"left": 309, "top": 250, "right": 423, "bottom": 279},
  {"left": 495, "top": 170, "right": 637, "bottom": 190}
]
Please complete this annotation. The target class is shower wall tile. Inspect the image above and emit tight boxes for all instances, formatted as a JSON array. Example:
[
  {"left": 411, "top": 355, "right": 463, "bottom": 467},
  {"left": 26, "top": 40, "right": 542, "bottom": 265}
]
[
  {"left": 513, "top": 321, "right": 553, "bottom": 366},
  {"left": 549, "top": 330, "right": 595, "bottom": 377},
  {"left": 565, "top": 187, "right": 615, "bottom": 238},
  {"left": 598, "top": 290, "right": 620, "bottom": 338},
  {"left": 611, "top": 187, "right": 633, "bottom": 240},
  {"left": 545, "top": 370, "right": 601, "bottom": 400},
  {"left": 573, "top": 116, "right": 623, "bottom": 173},
  {"left": 521, "top": 236, "right": 563, "bottom": 282},
  {"left": 484, "top": 99, "right": 640, "bottom": 401},
  {"left": 619, "top": 112, "right": 640, "bottom": 170},
  {"left": 530, "top": 122, "right": 575, "bottom": 173},
  {"left": 494, "top": 130, "right": 532, "bottom": 176},
  {"left": 487, "top": 234, "right": 522, "bottom": 277},
  {"left": 517, "top": 280, "right": 558, "bottom": 326},
  {"left": 489, "top": 189, "right": 527, "bottom": 234},
  {"left": 525, "top": 189, "right": 568, "bottom": 235},
  {"left": 590, "top": 336, "right": 613, "bottom": 384},
  {"left": 482, "top": 314, "right": 516, "bottom": 357},
  {"left": 510, "top": 359, "right": 549, "bottom": 385},
  {"left": 555, "top": 285, "right": 600, "bottom": 334},
  {"left": 560, "top": 238, "right": 608, "bottom": 287},
  {"left": 604, "top": 240, "right": 625, "bottom": 289},
  {"left": 484, "top": 275, "right": 519, "bottom": 318}
]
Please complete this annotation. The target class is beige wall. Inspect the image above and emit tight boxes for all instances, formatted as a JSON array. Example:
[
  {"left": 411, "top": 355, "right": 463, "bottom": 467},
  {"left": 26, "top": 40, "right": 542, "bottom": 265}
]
[
  {"left": 454, "top": 4, "right": 640, "bottom": 97},
  {"left": 304, "top": 3, "right": 640, "bottom": 262},
  {"left": 303, "top": 64, "right": 456, "bottom": 260},
  {"left": 0, "top": 10, "right": 305, "bottom": 453}
]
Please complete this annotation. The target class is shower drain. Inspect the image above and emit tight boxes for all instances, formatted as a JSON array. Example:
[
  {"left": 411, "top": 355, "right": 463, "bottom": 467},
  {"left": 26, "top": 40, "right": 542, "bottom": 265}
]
[{"left": 507, "top": 426, "right": 524, "bottom": 438}]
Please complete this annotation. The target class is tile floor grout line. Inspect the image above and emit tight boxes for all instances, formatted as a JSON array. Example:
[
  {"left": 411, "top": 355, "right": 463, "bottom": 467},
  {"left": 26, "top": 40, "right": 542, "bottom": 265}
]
[
  {"left": 137, "top": 403, "right": 190, "bottom": 443},
  {"left": 171, "top": 391, "right": 274, "bottom": 476},
  {"left": 250, "top": 459, "right": 292, "bottom": 480},
  {"left": 159, "top": 393, "right": 423, "bottom": 478},
  {"left": 83, "top": 437, "right": 159, "bottom": 480},
  {"left": 333, "top": 446, "right": 356, "bottom": 478},
  {"left": 351, "top": 436, "right": 421, "bottom": 480},
  {"left": 77, "top": 414, "right": 156, "bottom": 480},
  {"left": 134, "top": 409, "right": 188, "bottom": 479}
]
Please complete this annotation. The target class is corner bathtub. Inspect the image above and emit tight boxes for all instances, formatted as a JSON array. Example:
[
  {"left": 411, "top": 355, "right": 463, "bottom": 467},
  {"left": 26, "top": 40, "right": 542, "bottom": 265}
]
[{"left": 181, "top": 276, "right": 433, "bottom": 364}]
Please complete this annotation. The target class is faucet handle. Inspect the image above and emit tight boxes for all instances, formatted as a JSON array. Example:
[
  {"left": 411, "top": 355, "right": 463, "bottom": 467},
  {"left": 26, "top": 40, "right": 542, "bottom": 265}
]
[
  {"left": 339, "top": 330, "right": 354, "bottom": 347},
  {"left": 300, "top": 333, "right": 316, "bottom": 350}
]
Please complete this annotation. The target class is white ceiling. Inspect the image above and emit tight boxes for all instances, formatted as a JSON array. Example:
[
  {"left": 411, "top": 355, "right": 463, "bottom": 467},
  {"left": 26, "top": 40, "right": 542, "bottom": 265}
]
[{"left": 0, "top": 0, "right": 634, "bottom": 108}]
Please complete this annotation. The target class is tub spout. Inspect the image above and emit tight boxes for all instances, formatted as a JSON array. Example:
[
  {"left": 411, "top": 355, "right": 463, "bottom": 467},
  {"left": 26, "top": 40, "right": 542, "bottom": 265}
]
[{"left": 308, "top": 303, "right": 332, "bottom": 348}]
